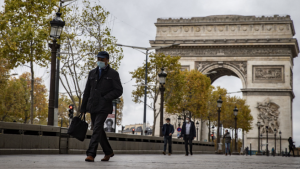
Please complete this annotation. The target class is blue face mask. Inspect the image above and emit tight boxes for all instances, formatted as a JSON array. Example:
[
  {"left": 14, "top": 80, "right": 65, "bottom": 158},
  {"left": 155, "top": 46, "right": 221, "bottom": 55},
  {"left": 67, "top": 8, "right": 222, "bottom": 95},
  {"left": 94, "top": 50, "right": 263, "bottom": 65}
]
[{"left": 97, "top": 61, "right": 106, "bottom": 69}]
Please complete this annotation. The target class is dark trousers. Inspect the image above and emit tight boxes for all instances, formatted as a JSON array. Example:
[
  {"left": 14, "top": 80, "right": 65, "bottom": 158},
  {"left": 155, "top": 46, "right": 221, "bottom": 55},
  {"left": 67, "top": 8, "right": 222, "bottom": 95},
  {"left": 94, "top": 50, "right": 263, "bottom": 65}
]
[
  {"left": 86, "top": 113, "right": 113, "bottom": 158},
  {"left": 184, "top": 135, "right": 193, "bottom": 155},
  {"left": 288, "top": 146, "right": 295, "bottom": 156},
  {"left": 163, "top": 136, "right": 172, "bottom": 153}
]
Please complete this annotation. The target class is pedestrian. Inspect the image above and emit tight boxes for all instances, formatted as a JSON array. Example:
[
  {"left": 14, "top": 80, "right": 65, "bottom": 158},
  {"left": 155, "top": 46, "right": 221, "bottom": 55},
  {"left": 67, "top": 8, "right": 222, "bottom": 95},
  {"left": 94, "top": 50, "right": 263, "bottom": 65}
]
[
  {"left": 180, "top": 117, "right": 196, "bottom": 156},
  {"left": 288, "top": 137, "right": 295, "bottom": 157},
  {"left": 223, "top": 129, "right": 231, "bottom": 156},
  {"left": 245, "top": 146, "right": 249, "bottom": 156},
  {"left": 81, "top": 51, "right": 123, "bottom": 162},
  {"left": 162, "top": 118, "right": 174, "bottom": 156}
]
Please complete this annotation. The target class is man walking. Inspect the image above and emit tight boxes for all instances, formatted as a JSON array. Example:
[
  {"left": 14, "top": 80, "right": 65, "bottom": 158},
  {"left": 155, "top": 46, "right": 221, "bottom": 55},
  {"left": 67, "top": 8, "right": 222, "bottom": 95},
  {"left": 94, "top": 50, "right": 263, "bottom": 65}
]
[
  {"left": 180, "top": 117, "right": 196, "bottom": 156},
  {"left": 81, "top": 51, "right": 123, "bottom": 162},
  {"left": 288, "top": 137, "right": 295, "bottom": 157},
  {"left": 162, "top": 118, "right": 174, "bottom": 156},
  {"left": 223, "top": 129, "right": 231, "bottom": 156}
]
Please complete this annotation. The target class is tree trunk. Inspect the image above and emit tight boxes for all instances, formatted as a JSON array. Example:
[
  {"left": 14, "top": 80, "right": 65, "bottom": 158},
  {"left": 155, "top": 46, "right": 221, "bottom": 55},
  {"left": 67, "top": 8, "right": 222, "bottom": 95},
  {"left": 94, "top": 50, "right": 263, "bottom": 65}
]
[
  {"left": 242, "top": 129, "right": 244, "bottom": 150},
  {"left": 200, "top": 119, "right": 204, "bottom": 141},
  {"left": 30, "top": 42, "right": 34, "bottom": 124},
  {"left": 152, "top": 109, "right": 156, "bottom": 136}
]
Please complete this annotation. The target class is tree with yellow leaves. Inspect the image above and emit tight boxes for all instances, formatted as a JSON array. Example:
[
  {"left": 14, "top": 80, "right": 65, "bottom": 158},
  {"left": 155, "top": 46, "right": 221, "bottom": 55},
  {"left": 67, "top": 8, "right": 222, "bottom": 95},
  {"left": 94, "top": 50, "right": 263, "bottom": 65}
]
[
  {"left": 0, "top": 72, "right": 48, "bottom": 124},
  {"left": 165, "top": 69, "right": 211, "bottom": 119},
  {"left": 130, "top": 53, "right": 181, "bottom": 136},
  {"left": 0, "top": 0, "right": 59, "bottom": 124}
]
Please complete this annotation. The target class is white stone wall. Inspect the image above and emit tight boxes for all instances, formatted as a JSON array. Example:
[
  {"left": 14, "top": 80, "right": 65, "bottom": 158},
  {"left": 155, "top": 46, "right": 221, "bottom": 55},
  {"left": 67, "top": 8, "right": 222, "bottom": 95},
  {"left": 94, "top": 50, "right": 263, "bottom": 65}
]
[{"left": 244, "top": 95, "right": 292, "bottom": 152}]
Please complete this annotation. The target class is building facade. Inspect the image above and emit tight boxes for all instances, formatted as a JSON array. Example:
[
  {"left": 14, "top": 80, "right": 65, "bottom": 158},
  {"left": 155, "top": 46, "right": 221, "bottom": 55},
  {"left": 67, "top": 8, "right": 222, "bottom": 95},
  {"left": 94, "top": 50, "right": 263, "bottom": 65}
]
[{"left": 151, "top": 15, "right": 299, "bottom": 153}]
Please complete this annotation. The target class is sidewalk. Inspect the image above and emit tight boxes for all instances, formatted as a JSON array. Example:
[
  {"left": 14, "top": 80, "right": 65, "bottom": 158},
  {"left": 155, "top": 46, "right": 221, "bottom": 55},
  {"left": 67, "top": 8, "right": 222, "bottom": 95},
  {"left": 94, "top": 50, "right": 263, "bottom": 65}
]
[{"left": 0, "top": 154, "right": 299, "bottom": 169}]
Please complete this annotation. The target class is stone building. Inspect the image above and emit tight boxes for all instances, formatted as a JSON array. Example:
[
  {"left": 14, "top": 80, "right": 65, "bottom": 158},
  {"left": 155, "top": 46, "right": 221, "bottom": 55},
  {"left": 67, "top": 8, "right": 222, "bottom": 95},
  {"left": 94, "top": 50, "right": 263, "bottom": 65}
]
[{"left": 151, "top": 15, "right": 299, "bottom": 153}]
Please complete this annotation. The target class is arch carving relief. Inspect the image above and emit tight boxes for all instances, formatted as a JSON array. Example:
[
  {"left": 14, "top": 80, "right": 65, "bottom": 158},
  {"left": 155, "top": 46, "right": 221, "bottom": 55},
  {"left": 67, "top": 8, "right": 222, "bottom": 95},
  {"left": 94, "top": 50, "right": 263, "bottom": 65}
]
[{"left": 257, "top": 98, "right": 280, "bottom": 134}]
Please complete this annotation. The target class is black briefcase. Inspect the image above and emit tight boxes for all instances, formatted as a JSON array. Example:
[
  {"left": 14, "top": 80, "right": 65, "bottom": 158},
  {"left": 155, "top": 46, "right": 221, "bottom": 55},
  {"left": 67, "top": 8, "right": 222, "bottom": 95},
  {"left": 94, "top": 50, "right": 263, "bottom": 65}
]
[{"left": 67, "top": 113, "right": 88, "bottom": 141}]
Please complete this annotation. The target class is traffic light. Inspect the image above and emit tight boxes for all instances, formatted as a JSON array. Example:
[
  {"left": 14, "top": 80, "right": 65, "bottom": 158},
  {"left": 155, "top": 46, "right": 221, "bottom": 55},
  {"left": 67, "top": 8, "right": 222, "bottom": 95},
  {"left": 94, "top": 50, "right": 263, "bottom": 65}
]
[
  {"left": 132, "top": 128, "right": 135, "bottom": 134},
  {"left": 69, "top": 105, "right": 74, "bottom": 118},
  {"left": 211, "top": 134, "right": 214, "bottom": 141}
]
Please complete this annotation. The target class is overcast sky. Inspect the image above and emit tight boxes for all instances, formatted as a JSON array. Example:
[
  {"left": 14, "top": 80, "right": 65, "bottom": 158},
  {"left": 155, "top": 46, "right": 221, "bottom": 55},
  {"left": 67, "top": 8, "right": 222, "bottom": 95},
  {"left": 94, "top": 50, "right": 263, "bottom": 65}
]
[{"left": 1, "top": 0, "right": 300, "bottom": 145}]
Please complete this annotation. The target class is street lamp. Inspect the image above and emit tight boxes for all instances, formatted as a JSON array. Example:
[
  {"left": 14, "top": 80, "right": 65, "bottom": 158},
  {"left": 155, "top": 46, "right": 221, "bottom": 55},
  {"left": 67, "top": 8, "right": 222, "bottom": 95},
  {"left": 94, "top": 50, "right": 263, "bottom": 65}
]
[
  {"left": 216, "top": 96, "right": 223, "bottom": 153},
  {"left": 116, "top": 43, "right": 180, "bottom": 133},
  {"left": 178, "top": 115, "right": 182, "bottom": 127},
  {"left": 208, "top": 112, "right": 211, "bottom": 142},
  {"left": 279, "top": 130, "right": 282, "bottom": 155},
  {"left": 196, "top": 121, "right": 199, "bottom": 141},
  {"left": 47, "top": 10, "right": 65, "bottom": 126},
  {"left": 257, "top": 121, "right": 262, "bottom": 155},
  {"left": 212, "top": 126, "right": 215, "bottom": 142},
  {"left": 233, "top": 106, "right": 238, "bottom": 154},
  {"left": 112, "top": 98, "right": 121, "bottom": 132},
  {"left": 266, "top": 125, "right": 269, "bottom": 156},
  {"left": 274, "top": 128, "right": 277, "bottom": 156},
  {"left": 260, "top": 134, "right": 263, "bottom": 151},
  {"left": 158, "top": 68, "right": 167, "bottom": 137}
]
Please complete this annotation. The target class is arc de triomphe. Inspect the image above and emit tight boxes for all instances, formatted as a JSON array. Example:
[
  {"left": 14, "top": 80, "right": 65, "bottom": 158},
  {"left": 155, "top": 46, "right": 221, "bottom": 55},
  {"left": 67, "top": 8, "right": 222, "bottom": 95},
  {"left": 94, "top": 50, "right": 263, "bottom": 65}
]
[{"left": 151, "top": 15, "right": 299, "bottom": 152}]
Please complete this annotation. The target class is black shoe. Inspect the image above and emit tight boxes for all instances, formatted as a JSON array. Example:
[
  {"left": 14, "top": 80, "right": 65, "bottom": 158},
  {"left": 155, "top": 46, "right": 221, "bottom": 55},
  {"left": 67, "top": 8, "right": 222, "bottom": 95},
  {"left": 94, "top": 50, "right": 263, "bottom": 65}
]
[
  {"left": 190, "top": 153, "right": 193, "bottom": 156},
  {"left": 185, "top": 154, "right": 188, "bottom": 156}
]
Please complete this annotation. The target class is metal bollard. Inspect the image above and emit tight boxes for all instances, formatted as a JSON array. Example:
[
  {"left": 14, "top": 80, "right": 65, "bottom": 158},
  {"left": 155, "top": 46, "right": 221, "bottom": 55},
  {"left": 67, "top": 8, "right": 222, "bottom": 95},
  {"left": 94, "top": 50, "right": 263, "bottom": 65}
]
[
  {"left": 250, "top": 143, "right": 252, "bottom": 156},
  {"left": 285, "top": 148, "right": 287, "bottom": 157}
]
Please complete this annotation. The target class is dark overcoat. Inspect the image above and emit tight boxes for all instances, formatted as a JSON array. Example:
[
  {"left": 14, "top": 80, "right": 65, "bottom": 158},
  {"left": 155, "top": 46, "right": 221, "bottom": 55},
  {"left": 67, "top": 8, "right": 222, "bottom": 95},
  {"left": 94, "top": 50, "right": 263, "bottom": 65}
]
[
  {"left": 180, "top": 121, "right": 196, "bottom": 139},
  {"left": 81, "top": 65, "right": 123, "bottom": 114}
]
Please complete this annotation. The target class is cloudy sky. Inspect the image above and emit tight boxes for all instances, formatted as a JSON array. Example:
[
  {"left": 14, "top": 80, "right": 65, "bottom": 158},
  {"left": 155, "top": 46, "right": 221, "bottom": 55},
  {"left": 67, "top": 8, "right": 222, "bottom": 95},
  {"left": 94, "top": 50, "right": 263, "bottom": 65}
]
[{"left": 1, "top": 0, "right": 300, "bottom": 145}]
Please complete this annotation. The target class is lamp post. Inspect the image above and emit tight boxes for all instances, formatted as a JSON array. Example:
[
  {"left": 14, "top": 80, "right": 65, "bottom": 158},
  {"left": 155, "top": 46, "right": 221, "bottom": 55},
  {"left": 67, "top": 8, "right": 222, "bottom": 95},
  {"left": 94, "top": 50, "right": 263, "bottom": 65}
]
[
  {"left": 274, "top": 128, "right": 277, "bottom": 156},
  {"left": 112, "top": 98, "right": 121, "bottom": 132},
  {"left": 266, "top": 125, "right": 269, "bottom": 156},
  {"left": 216, "top": 96, "right": 223, "bottom": 153},
  {"left": 183, "top": 109, "right": 187, "bottom": 122},
  {"left": 279, "top": 130, "right": 282, "bottom": 155},
  {"left": 158, "top": 68, "right": 167, "bottom": 137},
  {"left": 212, "top": 126, "right": 215, "bottom": 142},
  {"left": 116, "top": 43, "right": 179, "bottom": 133},
  {"left": 208, "top": 114, "right": 211, "bottom": 142},
  {"left": 233, "top": 106, "right": 238, "bottom": 154},
  {"left": 260, "top": 134, "right": 263, "bottom": 151},
  {"left": 47, "top": 10, "right": 65, "bottom": 125},
  {"left": 178, "top": 115, "right": 182, "bottom": 127},
  {"left": 257, "top": 121, "right": 262, "bottom": 155},
  {"left": 196, "top": 121, "right": 199, "bottom": 141}
]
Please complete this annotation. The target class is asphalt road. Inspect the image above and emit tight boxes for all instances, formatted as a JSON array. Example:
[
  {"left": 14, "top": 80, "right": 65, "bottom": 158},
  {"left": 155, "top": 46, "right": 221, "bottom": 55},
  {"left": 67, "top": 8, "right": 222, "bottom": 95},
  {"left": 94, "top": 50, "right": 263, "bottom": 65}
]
[{"left": 0, "top": 154, "right": 299, "bottom": 169}]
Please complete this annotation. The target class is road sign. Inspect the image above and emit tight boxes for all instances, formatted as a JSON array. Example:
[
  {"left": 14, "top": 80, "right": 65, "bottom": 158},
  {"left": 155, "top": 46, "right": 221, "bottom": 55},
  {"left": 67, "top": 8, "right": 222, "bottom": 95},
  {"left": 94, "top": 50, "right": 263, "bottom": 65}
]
[{"left": 177, "top": 127, "right": 182, "bottom": 132}]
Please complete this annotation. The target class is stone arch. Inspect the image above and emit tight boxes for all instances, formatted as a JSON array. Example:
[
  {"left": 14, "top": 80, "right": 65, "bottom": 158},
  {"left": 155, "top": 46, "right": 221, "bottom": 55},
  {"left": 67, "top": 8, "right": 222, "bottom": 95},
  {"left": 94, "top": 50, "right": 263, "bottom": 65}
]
[{"left": 199, "top": 62, "right": 247, "bottom": 88}]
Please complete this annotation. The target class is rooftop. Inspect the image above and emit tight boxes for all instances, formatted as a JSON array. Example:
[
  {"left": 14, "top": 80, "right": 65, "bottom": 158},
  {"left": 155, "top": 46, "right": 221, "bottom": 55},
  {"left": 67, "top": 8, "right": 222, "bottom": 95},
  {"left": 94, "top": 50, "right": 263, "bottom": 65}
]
[{"left": 156, "top": 15, "right": 292, "bottom": 23}]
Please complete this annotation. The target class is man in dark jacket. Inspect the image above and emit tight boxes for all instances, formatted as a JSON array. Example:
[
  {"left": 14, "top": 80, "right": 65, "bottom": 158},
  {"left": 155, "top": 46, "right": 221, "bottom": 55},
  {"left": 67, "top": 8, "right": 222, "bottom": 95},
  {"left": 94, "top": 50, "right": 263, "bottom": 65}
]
[
  {"left": 223, "top": 129, "right": 231, "bottom": 156},
  {"left": 288, "top": 137, "right": 295, "bottom": 157},
  {"left": 81, "top": 51, "right": 123, "bottom": 162},
  {"left": 180, "top": 117, "right": 196, "bottom": 156},
  {"left": 162, "top": 118, "right": 174, "bottom": 155}
]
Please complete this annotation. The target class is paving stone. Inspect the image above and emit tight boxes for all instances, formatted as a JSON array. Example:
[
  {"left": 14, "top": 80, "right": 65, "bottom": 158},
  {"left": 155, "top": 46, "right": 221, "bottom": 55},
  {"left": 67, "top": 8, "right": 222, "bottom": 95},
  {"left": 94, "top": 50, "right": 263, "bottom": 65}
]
[{"left": 0, "top": 154, "right": 299, "bottom": 169}]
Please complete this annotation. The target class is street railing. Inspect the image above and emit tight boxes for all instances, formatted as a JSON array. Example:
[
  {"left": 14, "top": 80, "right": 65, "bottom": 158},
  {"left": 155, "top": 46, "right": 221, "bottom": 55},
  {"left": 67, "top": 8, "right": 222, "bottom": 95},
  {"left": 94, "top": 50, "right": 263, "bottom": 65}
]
[{"left": 0, "top": 121, "right": 214, "bottom": 155}]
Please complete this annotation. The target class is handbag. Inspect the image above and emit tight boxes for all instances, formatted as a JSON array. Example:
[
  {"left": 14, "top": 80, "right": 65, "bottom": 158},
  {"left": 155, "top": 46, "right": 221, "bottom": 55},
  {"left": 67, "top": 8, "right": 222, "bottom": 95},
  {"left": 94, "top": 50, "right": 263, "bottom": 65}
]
[{"left": 67, "top": 113, "right": 88, "bottom": 141}]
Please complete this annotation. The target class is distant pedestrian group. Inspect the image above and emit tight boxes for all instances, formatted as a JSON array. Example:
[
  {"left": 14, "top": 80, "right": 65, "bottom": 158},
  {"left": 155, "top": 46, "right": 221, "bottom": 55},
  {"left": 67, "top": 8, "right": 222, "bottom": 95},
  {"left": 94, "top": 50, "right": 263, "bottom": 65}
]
[{"left": 162, "top": 117, "right": 196, "bottom": 156}]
